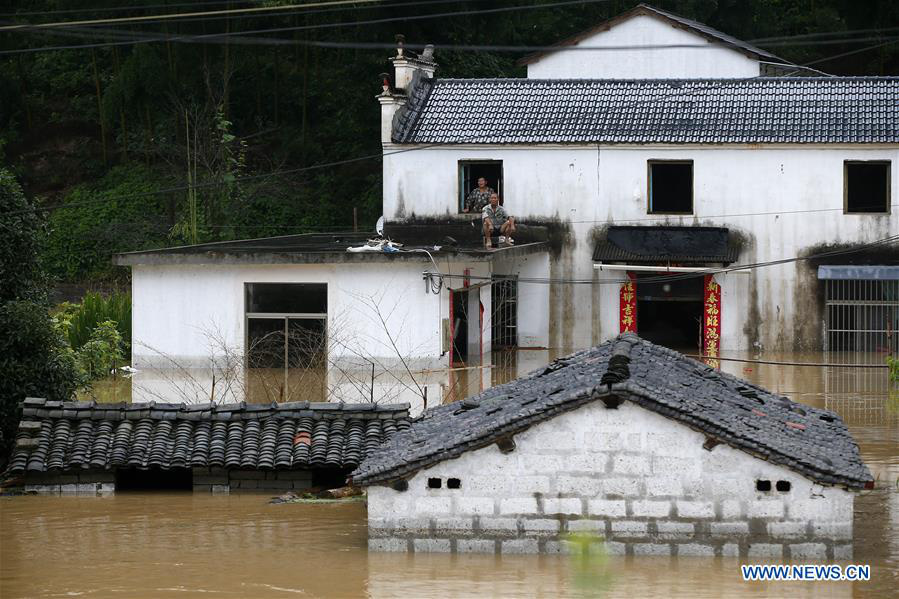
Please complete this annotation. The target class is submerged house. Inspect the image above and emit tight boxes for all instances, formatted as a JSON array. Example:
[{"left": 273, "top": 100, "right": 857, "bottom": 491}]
[
  {"left": 379, "top": 3, "right": 899, "bottom": 355},
  {"left": 6, "top": 398, "right": 410, "bottom": 494},
  {"left": 353, "top": 334, "right": 873, "bottom": 558},
  {"left": 114, "top": 3, "right": 897, "bottom": 407}
]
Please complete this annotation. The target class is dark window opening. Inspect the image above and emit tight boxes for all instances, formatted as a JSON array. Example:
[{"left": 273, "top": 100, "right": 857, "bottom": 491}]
[
  {"left": 776, "top": 480, "right": 791, "bottom": 492},
  {"left": 447, "top": 478, "right": 461, "bottom": 489},
  {"left": 845, "top": 161, "right": 890, "bottom": 213},
  {"left": 246, "top": 283, "right": 327, "bottom": 314},
  {"left": 459, "top": 161, "right": 503, "bottom": 213},
  {"left": 428, "top": 477, "right": 442, "bottom": 489},
  {"left": 635, "top": 274, "right": 703, "bottom": 351},
  {"left": 649, "top": 161, "right": 693, "bottom": 214},
  {"left": 312, "top": 468, "right": 351, "bottom": 489},
  {"left": 491, "top": 276, "right": 518, "bottom": 349},
  {"left": 756, "top": 480, "right": 772, "bottom": 492},
  {"left": 451, "top": 290, "right": 469, "bottom": 365},
  {"left": 116, "top": 468, "right": 192, "bottom": 491}
]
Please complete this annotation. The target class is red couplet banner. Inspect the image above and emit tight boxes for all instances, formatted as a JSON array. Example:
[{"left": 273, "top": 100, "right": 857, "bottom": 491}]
[
  {"left": 703, "top": 275, "right": 721, "bottom": 367},
  {"left": 619, "top": 272, "right": 637, "bottom": 334}
]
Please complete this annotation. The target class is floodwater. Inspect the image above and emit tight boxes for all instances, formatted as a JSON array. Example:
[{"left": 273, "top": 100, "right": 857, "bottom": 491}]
[{"left": 3, "top": 349, "right": 898, "bottom": 598}]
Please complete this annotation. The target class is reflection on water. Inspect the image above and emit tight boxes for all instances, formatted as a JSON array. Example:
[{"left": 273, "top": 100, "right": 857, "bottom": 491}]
[{"left": 11, "top": 348, "right": 897, "bottom": 598}]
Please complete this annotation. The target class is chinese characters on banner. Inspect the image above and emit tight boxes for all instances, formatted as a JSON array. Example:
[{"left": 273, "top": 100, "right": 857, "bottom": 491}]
[
  {"left": 703, "top": 275, "right": 721, "bottom": 368},
  {"left": 619, "top": 272, "right": 637, "bottom": 333}
]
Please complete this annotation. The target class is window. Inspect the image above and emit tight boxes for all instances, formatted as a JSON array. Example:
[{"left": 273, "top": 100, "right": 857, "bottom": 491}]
[
  {"left": 845, "top": 161, "right": 890, "bottom": 213},
  {"left": 755, "top": 480, "right": 772, "bottom": 492},
  {"left": 459, "top": 160, "right": 503, "bottom": 213},
  {"left": 491, "top": 275, "right": 518, "bottom": 348},
  {"left": 245, "top": 283, "right": 327, "bottom": 401},
  {"left": 648, "top": 161, "right": 693, "bottom": 214}
]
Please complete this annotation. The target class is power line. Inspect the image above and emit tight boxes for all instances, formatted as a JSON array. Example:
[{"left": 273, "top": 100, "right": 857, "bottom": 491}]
[
  {"left": 2, "top": 63, "right": 893, "bottom": 218},
  {"left": 0, "top": 0, "right": 271, "bottom": 18},
  {"left": 0, "top": 0, "right": 386, "bottom": 31},
  {"left": 4, "top": 0, "right": 898, "bottom": 56}
]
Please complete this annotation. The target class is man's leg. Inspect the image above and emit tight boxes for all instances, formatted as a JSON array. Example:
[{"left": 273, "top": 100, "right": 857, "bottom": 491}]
[{"left": 483, "top": 220, "right": 494, "bottom": 246}]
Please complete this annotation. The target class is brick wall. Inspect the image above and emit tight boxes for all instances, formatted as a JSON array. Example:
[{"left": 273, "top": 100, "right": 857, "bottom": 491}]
[
  {"left": 22, "top": 470, "right": 115, "bottom": 495},
  {"left": 367, "top": 401, "right": 854, "bottom": 557},
  {"left": 192, "top": 468, "right": 314, "bottom": 493}
]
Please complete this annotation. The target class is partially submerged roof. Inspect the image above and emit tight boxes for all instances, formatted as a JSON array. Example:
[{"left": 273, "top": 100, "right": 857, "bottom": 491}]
[
  {"left": 517, "top": 3, "right": 786, "bottom": 66},
  {"left": 115, "top": 228, "right": 548, "bottom": 266},
  {"left": 393, "top": 77, "right": 899, "bottom": 144},
  {"left": 6, "top": 399, "right": 410, "bottom": 474},
  {"left": 593, "top": 226, "right": 740, "bottom": 264},
  {"left": 352, "top": 334, "right": 872, "bottom": 489}
]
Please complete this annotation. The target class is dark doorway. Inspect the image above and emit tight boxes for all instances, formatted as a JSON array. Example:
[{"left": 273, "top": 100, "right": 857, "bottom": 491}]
[
  {"left": 451, "top": 290, "right": 469, "bottom": 364},
  {"left": 636, "top": 274, "right": 704, "bottom": 350},
  {"left": 115, "top": 468, "right": 192, "bottom": 491}
]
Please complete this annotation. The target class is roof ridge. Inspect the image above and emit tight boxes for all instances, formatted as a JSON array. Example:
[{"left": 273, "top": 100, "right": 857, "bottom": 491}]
[
  {"left": 433, "top": 76, "right": 899, "bottom": 83},
  {"left": 19, "top": 397, "right": 411, "bottom": 414}
]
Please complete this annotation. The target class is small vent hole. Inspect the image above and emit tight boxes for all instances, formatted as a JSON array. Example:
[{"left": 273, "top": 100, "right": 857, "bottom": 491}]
[
  {"left": 776, "top": 480, "right": 791, "bottom": 492},
  {"left": 447, "top": 478, "right": 461, "bottom": 489},
  {"left": 756, "top": 480, "right": 772, "bottom": 492},
  {"left": 427, "top": 477, "right": 442, "bottom": 489}
]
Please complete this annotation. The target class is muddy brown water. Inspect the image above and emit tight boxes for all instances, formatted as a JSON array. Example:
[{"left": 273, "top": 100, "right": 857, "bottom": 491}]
[{"left": 2, "top": 351, "right": 897, "bottom": 598}]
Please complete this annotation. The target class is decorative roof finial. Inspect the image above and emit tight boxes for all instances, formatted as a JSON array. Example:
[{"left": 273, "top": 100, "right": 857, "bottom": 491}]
[{"left": 395, "top": 34, "right": 405, "bottom": 58}]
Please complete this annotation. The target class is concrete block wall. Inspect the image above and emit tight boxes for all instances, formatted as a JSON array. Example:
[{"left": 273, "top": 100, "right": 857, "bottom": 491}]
[
  {"left": 192, "top": 467, "right": 314, "bottom": 493},
  {"left": 22, "top": 470, "right": 115, "bottom": 495},
  {"left": 367, "top": 401, "right": 855, "bottom": 557}
]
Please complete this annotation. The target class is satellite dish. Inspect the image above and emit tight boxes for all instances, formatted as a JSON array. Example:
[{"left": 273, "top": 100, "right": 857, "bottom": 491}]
[{"left": 376, "top": 216, "right": 384, "bottom": 236}]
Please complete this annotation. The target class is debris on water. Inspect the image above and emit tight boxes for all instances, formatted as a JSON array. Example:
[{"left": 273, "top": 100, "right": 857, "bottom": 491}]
[{"left": 269, "top": 486, "right": 364, "bottom": 504}]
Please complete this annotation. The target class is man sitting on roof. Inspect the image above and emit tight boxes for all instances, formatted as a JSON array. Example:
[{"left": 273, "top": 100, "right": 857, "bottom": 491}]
[{"left": 482, "top": 192, "right": 515, "bottom": 248}]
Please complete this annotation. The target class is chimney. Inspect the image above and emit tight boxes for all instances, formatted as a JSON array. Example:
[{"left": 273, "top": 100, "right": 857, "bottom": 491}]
[
  {"left": 376, "top": 71, "right": 405, "bottom": 145},
  {"left": 376, "top": 36, "right": 437, "bottom": 146},
  {"left": 391, "top": 36, "right": 437, "bottom": 93}
]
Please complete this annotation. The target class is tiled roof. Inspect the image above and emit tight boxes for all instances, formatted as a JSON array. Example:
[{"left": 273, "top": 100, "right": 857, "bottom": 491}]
[
  {"left": 517, "top": 3, "right": 785, "bottom": 66},
  {"left": 352, "top": 334, "right": 873, "bottom": 489},
  {"left": 593, "top": 226, "right": 740, "bottom": 264},
  {"left": 6, "top": 399, "right": 410, "bottom": 474},
  {"left": 393, "top": 77, "right": 899, "bottom": 144}
]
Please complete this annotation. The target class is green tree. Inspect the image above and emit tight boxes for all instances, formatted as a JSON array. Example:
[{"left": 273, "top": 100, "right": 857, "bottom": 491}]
[{"left": 0, "top": 168, "right": 79, "bottom": 467}]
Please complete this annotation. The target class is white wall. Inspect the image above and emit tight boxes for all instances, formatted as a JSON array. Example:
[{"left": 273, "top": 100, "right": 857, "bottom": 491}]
[
  {"left": 383, "top": 144, "right": 899, "bottom": 351},
  {"left": 131, "top": 261, "right": 445, "bottom": 369},
  {"left": 367, "top": 400, "right": 855, "bottom": 557},
  {"left": 526, "top": 15, "right": 760, "bottom": 79}
]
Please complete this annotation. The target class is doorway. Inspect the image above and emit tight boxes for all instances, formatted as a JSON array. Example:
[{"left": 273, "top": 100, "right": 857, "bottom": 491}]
[
  {"left": 635, "top": 274, "right": 704, "bottom": 350},
  {"left": 451, "top": 289, "right": 469, "bottom": 364}
]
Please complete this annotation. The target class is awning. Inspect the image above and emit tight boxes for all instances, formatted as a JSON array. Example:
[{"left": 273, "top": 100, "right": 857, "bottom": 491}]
[
  {"left": 817, "top": 265, "right": 899, "bottom": 280},
  {"left": 592, "top": 226, "right": 739, "bottom": 265}
]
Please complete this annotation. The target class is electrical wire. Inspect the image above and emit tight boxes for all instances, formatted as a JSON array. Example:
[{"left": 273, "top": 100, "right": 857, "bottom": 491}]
[{"left": 0, "top": 0, "right": 386, "bottom": 31}]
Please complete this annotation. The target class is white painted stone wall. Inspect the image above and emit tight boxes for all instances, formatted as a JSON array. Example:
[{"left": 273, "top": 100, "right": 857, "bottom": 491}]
[
  {"left": 525, "top": 14, "right": 761, "bottom": 79},
  {"left": 382, "top": 144, "right": 899, "bottom": 351},
  {"left": 367, "top": 400, "right": 855, "bottom": 557},
  {"left": 132, "top": 261, "right": 446, "bottom": 369}
]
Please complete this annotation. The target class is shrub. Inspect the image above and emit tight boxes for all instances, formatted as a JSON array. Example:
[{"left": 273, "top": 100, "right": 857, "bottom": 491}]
[
  {"left": 58, "top": 291, "right": 131, "bottom": 352},
  {"left": 75, "top": 320, "right": 125, "bottom": 381},
  {"left": 0, "top": 167, "right": 80, "bottom": 467}
]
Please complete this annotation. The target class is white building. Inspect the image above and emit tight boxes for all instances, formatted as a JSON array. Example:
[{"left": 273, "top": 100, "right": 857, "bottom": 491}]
[
  {"left": 116, "top": 231, "right": 550, "bottom": 406},
  {"left": 354, "top": 334, "right": 873, "bottom": 556},
  {"left": 379, "top": 3, "right": 898, "bottom": 355}
]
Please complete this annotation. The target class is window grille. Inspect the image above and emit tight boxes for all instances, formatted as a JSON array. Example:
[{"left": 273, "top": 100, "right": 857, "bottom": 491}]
[
  {"left": 822, "top": 275, "right": 898, "bottom": 365},
  {"left": 491, "top": 276, "right": 518, "bottom": 348}
]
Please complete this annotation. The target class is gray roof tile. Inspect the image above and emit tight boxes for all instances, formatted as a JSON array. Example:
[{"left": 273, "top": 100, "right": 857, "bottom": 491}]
[
  {"left": 6, "top": 401, "right": 411, "bottom": 474},
  {"left": 352, "top": 334, "right": 872, "bottom": 489},
  {"left": 394, "top": 77, "right": 899, "bottom": 144}
]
